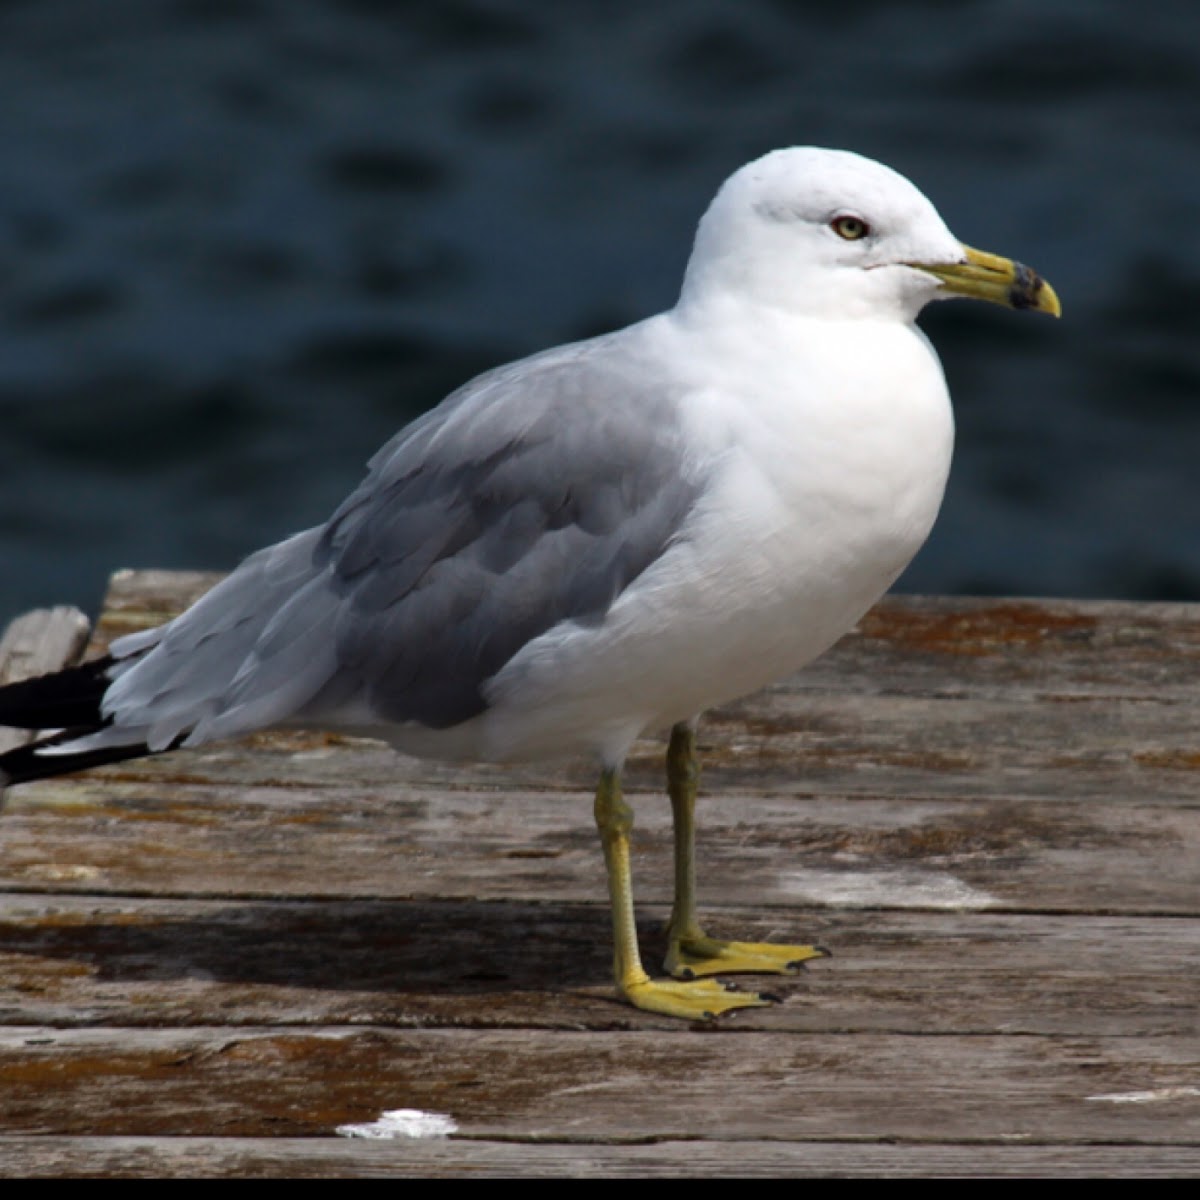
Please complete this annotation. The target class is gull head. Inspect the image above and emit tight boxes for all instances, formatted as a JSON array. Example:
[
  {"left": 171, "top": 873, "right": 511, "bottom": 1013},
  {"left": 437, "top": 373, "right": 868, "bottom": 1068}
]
[{"left": 678, "top": 147, "right": 1060, "bottom": 324}]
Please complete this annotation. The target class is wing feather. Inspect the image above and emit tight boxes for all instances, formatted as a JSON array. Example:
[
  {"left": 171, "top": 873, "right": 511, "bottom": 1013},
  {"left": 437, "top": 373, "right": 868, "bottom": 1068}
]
[{"left": 93, "top": 328, "right": 706, "bottom": 745}]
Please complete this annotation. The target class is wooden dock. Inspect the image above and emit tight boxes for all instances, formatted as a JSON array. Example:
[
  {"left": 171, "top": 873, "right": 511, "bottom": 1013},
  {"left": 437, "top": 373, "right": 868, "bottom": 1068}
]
[{"left": 1, "top": 570, "right": 1197, "bottom": 1176}]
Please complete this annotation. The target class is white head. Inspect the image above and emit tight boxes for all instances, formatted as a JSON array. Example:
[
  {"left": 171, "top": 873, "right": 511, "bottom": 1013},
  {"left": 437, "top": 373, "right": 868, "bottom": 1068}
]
[{"left": 678, "top": 147, "right": 1059, "bottom": 324}]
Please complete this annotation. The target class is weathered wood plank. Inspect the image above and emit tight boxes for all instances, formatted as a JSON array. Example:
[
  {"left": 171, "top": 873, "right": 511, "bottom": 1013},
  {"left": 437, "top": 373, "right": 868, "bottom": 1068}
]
[
  {"left": 2, "top": 770, "right": 1196, "bottom": 912},
  {"left": 0, "top": 895, "right": 1195, "bottom": 1037},
  {"left": 2, "top": 1025, "right": 1197, "bottom": 1144},
  {"left": 1, "top": 1136, "right": 1197, "bottom": 1178},
  {"left": 0, "top": 607, "right": 90, "bottom": 755},
  {"left": 828, "top": 596, "right": 1200, "bottom": 702},
  {"left": 0, "top": 606, "right": 90, "bottom": 688},
  {"left": 2, "top": 574, "right": 1198, "bottom": 1174},
  {"left": 11, "top": 682, "right": 1200, "bottom": 805}
]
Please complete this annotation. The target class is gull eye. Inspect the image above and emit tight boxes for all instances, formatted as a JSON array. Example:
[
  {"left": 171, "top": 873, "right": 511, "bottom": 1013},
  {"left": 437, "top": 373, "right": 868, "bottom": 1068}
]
[{"left": 831, "top": 215, "right": 870, "bottom": 241}]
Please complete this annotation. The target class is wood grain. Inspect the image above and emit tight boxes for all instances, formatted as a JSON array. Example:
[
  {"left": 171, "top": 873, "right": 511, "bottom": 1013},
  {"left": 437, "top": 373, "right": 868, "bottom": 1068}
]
[{"left": 0, "top": 574, "right": 1197, "bottom": 1175}]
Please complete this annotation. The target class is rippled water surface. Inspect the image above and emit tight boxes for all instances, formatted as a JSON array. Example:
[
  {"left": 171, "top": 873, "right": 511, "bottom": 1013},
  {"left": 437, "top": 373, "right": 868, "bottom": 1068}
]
[{"left": 1, "top": 0, "right": 1198, "bottom": 624}]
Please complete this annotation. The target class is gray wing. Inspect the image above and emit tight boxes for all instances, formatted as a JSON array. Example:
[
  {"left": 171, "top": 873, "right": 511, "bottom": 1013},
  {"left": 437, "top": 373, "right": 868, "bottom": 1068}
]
[
  {"left": 97, "top": 332, "right": 705, "bottom": 748},
  {"left": 310, "top": 334, "right": 705, "bottom": 729}
]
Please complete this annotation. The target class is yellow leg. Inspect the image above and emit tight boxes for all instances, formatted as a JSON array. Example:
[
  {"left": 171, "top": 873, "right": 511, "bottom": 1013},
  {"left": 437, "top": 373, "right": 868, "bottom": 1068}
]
[
  {"left": 664, "top": 722, "right": 827, "bottom": 979},
  {"left": 593, "top": 767, "right": 767, "bottom": 1019}
]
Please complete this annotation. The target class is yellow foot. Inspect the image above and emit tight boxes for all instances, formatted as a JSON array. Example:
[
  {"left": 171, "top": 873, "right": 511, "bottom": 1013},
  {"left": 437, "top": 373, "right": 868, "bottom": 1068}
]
[
  {"left": 666, "top": 934, "right": 828, "bottom": 980},
  {"left": 623, "top": 975, "right": 774, "bottom": 1020}
]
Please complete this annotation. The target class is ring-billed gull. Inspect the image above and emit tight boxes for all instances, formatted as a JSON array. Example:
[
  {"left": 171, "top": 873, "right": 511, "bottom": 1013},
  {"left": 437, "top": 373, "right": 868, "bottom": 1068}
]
[{"left": 0, "top": 148, "right": 1059, "bottom": 1019}]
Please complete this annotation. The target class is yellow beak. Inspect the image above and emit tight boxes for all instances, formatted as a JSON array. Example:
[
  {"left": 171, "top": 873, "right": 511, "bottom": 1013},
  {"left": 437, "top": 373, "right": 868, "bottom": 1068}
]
[{"left": 913, "top": 244, "right": 1062, "bottom": 317}]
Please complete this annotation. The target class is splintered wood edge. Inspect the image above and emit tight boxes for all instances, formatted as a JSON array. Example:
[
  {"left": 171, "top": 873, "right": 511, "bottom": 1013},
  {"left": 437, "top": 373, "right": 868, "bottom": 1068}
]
[
  {"left": 0, "top": 606, "right": 92, "bottom": 755},
  {"left": 0, "top": 607, "right": 91, "bottom": 685}
]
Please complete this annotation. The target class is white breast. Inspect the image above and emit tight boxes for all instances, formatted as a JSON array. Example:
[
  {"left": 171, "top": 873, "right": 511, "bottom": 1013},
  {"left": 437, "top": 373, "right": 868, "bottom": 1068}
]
[{"left": 451, "top": 313, "right": 955, "bottom": 766}]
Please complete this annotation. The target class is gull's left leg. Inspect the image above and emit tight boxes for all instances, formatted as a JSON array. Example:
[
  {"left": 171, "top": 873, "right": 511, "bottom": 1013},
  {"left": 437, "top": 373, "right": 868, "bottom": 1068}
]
[{"left": 663, "top": 721, "right": 827, "bottom": 979}]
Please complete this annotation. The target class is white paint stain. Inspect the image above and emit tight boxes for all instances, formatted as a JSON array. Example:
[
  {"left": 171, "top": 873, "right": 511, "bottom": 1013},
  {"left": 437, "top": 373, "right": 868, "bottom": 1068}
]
[
  {"left": 1086, "top": 1087, "right": 1200, "bottom": 1104},
  {"left": 336, "top": 1108, "right": 458, "bottom": 1139}
]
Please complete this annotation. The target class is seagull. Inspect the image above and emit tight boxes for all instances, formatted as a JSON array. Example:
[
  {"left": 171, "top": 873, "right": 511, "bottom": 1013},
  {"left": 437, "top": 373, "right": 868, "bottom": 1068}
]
[{"left": 0, "top": 148, "right": 1059, "bottom": 1019}]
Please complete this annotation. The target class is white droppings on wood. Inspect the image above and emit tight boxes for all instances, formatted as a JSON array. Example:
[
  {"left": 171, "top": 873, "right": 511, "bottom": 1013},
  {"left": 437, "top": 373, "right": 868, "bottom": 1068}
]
[
  {"left": 780, "top": 868, "right": 998, "bottom": 910},
  {"left": 336, "top": 1109, "right": 458, "bottom": 1139}
]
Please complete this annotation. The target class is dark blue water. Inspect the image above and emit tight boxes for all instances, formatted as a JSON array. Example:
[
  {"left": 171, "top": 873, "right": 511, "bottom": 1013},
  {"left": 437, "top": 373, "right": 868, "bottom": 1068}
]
[{"left": 1, "top": 0, "right": 1198, "bottom": 627}]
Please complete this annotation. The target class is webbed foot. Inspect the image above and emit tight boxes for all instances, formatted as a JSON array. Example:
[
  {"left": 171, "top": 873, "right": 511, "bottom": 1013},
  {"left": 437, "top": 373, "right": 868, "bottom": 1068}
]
[
  {"left": 622, "top": 973, "right": 775, "bottom": 1019},
  {"left": 666, "top": 934, "right": 827, "bottom": 979}
]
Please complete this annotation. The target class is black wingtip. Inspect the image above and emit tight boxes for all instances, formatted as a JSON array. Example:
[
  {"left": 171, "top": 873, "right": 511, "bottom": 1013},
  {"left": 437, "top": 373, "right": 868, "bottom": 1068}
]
[
  {"left": 0, "top": 730, "right": 155, "bottom": 790},
  {"left": 0, "top": 656, "right": 115, "bottom": 731}
]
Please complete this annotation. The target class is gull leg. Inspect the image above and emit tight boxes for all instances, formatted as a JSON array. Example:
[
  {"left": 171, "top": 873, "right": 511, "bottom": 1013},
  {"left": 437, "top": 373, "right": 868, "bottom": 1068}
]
[
  {"left": 593, "top": 766, "right": 767, "bottom": 1018},
  {"left": 663, "top": 722, "right": 827, "bottom": 979}
]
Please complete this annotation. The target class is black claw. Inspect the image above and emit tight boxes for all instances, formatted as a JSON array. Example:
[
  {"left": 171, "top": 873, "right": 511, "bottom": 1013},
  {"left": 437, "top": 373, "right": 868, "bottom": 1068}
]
[
  {"left": 759, "top": 991, "right": 783, "bottom": 1004},
  {"left": 788, "top": 945, "right": 831, "bottom": 970},
  {"left": 679, "top": 968, "right": 695, "bottom": 980}
]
